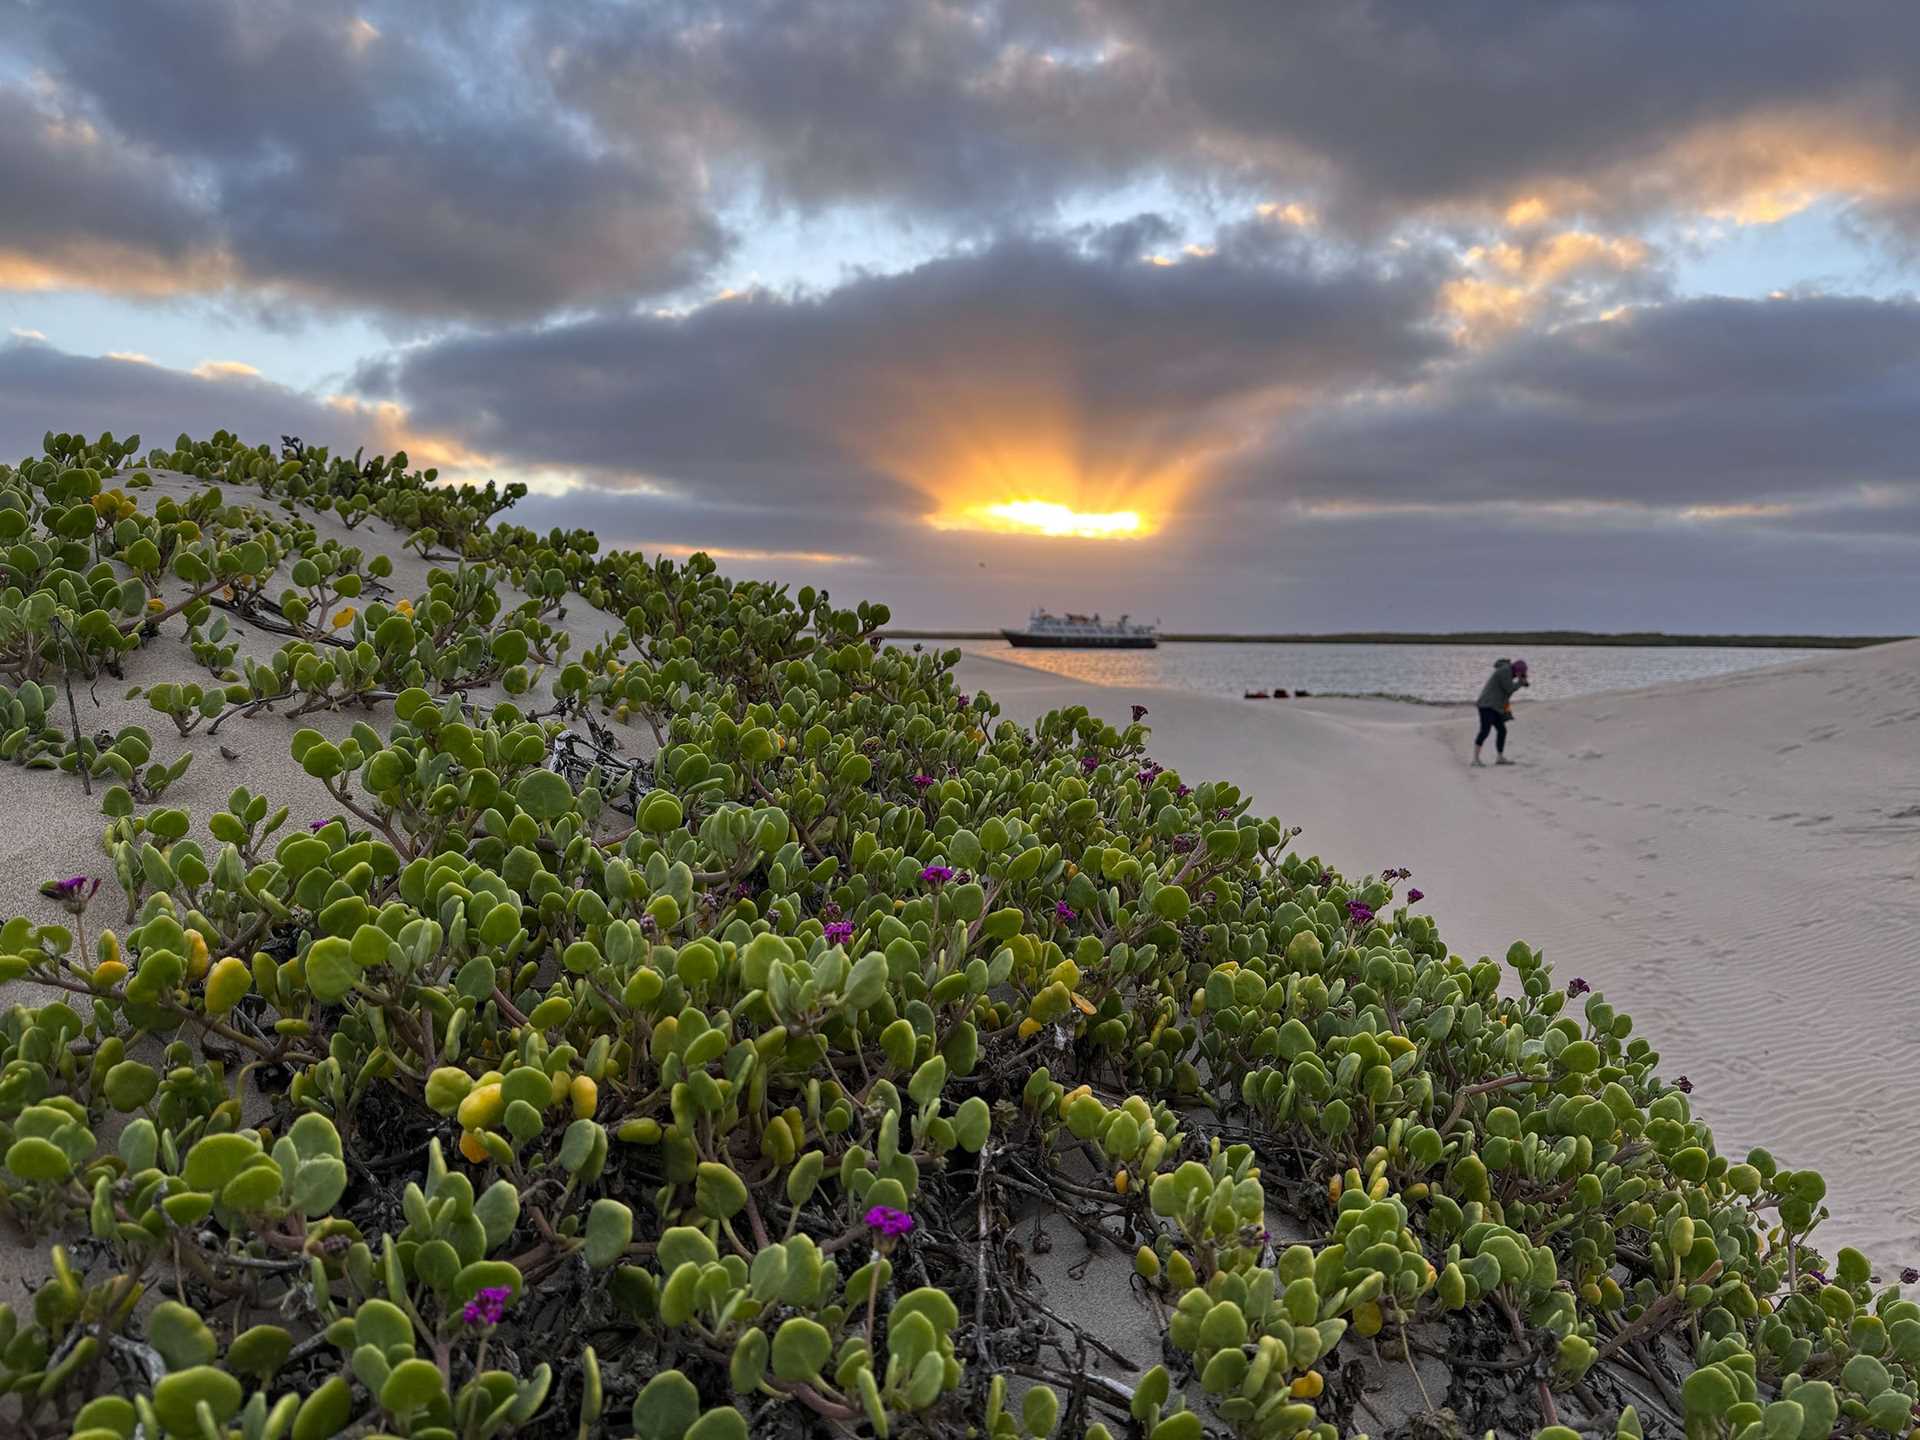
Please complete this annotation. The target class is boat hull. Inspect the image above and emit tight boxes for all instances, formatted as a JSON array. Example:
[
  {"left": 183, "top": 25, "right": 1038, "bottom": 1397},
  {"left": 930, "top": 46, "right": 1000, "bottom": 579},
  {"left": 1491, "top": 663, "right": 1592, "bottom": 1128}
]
[{"left": 1001, "top": 630, "right": 1157, "bottom": 649}]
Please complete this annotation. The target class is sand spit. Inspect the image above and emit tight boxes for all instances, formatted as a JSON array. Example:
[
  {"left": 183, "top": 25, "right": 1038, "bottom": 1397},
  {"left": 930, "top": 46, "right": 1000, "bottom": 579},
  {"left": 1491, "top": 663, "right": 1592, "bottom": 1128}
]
[{"left": 959, "top": 639, "right": 1920, "bottom": 1266}]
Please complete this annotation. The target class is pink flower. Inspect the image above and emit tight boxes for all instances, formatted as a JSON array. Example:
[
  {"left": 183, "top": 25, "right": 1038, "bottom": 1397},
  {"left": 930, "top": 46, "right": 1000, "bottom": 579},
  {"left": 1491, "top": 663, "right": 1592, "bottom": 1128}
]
[
  {"left": 462, "top": 1285, "right": 512, "bottom": 1326},
  {"left": 864, "top": 1205, "right": 914, "bottom": 1237}
]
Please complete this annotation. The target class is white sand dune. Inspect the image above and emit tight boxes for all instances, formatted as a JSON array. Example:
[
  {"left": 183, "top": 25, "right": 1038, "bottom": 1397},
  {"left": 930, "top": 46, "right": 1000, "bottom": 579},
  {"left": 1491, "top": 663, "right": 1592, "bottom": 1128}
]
[{"left": 960, "top": 639, "right": 1920, "bottom": 1269}]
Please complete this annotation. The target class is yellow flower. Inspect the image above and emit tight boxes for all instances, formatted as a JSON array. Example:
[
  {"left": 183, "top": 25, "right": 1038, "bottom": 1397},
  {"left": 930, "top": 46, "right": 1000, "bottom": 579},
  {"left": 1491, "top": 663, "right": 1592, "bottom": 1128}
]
[
  {"left": 146, "top": 597, "right": 165, "bottom": 613},
  {"left": 395, "top": 598, "right": 414, "bottom": 616},
  {"left": 1291, "top": 1370, "right": 1326, "bottom": 1399},
  {"left": 330, "top": 606, "right": 357, "bottom": 630}
]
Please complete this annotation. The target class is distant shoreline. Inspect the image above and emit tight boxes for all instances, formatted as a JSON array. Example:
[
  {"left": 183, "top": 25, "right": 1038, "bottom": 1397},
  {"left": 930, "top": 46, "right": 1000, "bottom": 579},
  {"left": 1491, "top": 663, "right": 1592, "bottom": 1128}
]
[{"left": 884, "top": 629, "right": 1906, "bottom": 649}]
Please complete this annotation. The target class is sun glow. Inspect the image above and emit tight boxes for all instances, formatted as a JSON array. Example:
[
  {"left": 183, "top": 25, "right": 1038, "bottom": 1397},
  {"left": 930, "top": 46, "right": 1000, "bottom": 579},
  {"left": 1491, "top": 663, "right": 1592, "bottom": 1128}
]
[
  {"left": 925, "top": 499, "right": 1136, "bottom": 537},
  {"left": 934, "top": 499, "right": 1145, "bottom": 539}
]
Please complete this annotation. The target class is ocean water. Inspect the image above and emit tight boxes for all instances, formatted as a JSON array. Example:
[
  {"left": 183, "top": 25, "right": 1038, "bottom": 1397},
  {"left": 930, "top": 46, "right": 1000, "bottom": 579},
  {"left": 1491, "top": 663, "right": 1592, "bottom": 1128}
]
[{"left": 952, "top": 640, "right": 1829, "bottom": 704}]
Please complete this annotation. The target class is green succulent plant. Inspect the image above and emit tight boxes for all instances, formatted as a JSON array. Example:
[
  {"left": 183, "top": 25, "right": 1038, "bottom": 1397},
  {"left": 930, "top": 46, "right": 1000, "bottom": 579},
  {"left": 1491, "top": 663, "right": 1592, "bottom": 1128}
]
[{"left": 0, "top": 427, "right": 1900, "bottom": 1440}]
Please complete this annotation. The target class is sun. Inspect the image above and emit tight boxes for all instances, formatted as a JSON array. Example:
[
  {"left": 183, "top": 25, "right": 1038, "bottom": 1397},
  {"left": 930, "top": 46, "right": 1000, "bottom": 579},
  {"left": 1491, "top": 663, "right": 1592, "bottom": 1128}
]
[{"left": 931, "top": 498, "right": 1147, "bottom": 540}]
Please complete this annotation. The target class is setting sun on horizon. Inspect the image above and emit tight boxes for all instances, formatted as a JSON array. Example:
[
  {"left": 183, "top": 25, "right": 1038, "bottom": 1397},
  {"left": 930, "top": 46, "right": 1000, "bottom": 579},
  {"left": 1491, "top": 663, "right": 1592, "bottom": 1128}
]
[{"left": 929, "top": 497, "right": 1147, "bottom": 538}]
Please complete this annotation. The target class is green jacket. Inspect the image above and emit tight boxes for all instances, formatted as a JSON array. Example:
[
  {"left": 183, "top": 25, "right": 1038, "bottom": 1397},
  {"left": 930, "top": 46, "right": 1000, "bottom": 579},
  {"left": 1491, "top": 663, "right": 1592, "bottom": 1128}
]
[{"left": 1476, "top": 660, "right": 1526, "bottom": 711}]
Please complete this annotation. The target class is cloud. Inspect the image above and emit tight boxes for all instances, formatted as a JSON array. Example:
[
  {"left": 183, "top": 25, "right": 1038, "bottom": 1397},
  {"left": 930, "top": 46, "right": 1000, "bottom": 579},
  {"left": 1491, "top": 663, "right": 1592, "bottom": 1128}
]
[
  {"left": 0, "top": 338, "right": 483, "bottom": 474},
  {"left": 3, "top": 0, "right": 727, "bottom": 319},
  {"left": 1081, "top": 0, "right": 1920, "bottom": 237},
  {"left": 370, "top": 225, "right": 1451, "bottom": 552},
  {"left": 548, "top": 0, "right": 1920, "bottom": 245},
  {"left": 1244, "top": 293, "right": 1920, "bottom": 523},
  {"left": 8, "top": 0, "right": 1920, "bottom": 329}
]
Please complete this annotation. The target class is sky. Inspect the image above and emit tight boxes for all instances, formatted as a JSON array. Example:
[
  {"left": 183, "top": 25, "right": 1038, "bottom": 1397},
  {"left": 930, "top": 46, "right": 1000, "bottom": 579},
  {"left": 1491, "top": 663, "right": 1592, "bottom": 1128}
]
[{"left": 3, "top": 1, "right": 1918, "bottom": 633}]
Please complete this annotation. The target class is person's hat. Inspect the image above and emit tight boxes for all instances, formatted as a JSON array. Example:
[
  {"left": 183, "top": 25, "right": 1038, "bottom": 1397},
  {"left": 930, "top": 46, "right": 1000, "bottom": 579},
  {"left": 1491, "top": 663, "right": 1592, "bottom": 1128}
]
[{"left": 1512, "top": 658, "right": 1529, "bottom": 676}]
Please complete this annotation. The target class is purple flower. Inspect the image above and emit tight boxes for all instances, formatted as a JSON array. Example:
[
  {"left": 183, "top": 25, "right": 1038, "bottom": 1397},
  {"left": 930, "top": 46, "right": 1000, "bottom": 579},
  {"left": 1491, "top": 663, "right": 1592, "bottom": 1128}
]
[
  {"left": 824, "top": 921, "right": 854, "bottom": 945},
  {"left": 1171, "top": 834, "right": 1196, "bottom": 854},
  {"left": 1674, "top": 1075, "right": 1694, "bottom": 1094},
  {"left": 1316, "top": 872, "right": 1333, "bottom": 888},
  {"left": 309, "top": 818, "right": 330, "bottom": 832},
  {"left": 1080, "top": 754, "right": 1099, "bottom": 772},
  {"left": 1346, "top": 900, "right": 1375, "bottom": 928},
  {"left": 920, "top": 865, "right": 954, "bottom": 888},
  {"left": 639, "top": 913, "right": 657, "bottom": 936},
  {"left": 1804, "top": 1268, "right": 1829, "bottom": 1287},
  {"left": 462, "top": 1285, "right": 512, "bottom": 1326},
  {"left": 42, "top": 876, "right": 100, "bottom": 913},
  {"left": 911, "top": 773, "right": 935, "bottom": 790},
  {"left": 735, "top": 882, "right": 753, "bottom": 899},
  {"left": 1136, "top": 766, "right": 1162, "bottom": 787},
  {"left": 864, "top": 1205, "right": 914, "bottom": 1238},
  {"left": 1903, "top": 1267, "right": 1919, "bottom": 1286},
  {"left": 1566, "top": 976, "right": 1591, "bottom": 998},
  {"left": 1216, "top": 806, "right": 1233, "bottom": 820},
  {"left": 1406, "top": 888, "right": 1424, "bottom": 905},
  {"left": 957, "top": 693, "right": 971, "bottom": 708},
  {"left": 1055, "top": 901, "right": 1076, "bottom": 922},
  {"left": 1131, "top": 704, "right": 1149, "bottom": 723},
  {"left": 1175, "top": 784, "right": 1192, "bottom": 799}
]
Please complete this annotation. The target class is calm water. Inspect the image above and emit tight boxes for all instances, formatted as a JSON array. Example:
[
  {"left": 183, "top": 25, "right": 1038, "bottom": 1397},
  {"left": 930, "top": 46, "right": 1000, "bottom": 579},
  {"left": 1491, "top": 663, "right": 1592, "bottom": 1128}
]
[{"left": 952, "top": 640, "right": 1827, "bottom": 704}]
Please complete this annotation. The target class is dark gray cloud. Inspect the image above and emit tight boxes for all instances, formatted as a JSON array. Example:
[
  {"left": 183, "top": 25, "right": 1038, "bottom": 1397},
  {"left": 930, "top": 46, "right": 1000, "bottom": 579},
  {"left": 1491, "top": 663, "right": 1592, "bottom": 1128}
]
[
  {"left": 0, "top": 88, "right": 209, "bottom": 292},
  {"left": 1251, "top": 294, "right": 1920, "bottom": 511},
  {"left": 549, "top": 0, "right": 1920, "bottom": 238},
  {"left": 0, "top": 339, "right": 381, "bottom": 466},
  {"left": 372, "top": 225, "right": 1451, "bottom": 536},
  {"left": 1087, "top": 0, "right": 1920, "bottom": 229},
  {"left": 10, "top": 0, "right": 1920, "bottom": 327},
  {"left": 545, "top": 0, "right": 1152, "bottom": 225},
  {"left": 3, "top": 0, "right": 725, "bottom": 318}
]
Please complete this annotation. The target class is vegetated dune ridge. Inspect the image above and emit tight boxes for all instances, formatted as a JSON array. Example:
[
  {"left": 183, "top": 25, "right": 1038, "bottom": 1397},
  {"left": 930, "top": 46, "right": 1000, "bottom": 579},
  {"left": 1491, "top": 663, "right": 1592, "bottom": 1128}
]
[
  {"left": 0, "top": 467, "right": 656, "bottom": 998},
  {"left": 0, "top": 468, "right": 660, "bottom": 1307},
  {"left": 959, "top": 639, "right": 1920, "bottom": 1267}
]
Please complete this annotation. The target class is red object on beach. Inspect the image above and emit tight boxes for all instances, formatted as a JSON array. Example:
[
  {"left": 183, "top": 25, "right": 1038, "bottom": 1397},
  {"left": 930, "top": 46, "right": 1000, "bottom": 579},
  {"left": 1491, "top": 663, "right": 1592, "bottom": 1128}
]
[
  {"left": 1243, "top": 690, "right": 1270, "bottom": 700},
  {"left": 1274, "top": 689, "right": 1290, "bottom": 699}
]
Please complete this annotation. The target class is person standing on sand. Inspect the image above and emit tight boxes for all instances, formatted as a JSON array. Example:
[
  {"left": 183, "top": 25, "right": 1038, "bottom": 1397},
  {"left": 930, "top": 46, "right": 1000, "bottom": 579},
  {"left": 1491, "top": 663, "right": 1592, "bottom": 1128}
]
[{"left": 1472, "top": 657, "right": 1529, "bottom": 766}]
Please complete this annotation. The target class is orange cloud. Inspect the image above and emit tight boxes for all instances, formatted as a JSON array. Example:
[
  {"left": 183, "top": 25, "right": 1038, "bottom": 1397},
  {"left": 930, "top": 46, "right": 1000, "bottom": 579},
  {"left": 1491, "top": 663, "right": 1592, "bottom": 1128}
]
[
  {"left": 1442, "top": 229, "right": 1650, "bottom": 341},
  {"left": 322, "top": 395, "right": 499, "bottom": 477},
  {"left": 192, "top": 360, "right": 262, "bottom": 380}
]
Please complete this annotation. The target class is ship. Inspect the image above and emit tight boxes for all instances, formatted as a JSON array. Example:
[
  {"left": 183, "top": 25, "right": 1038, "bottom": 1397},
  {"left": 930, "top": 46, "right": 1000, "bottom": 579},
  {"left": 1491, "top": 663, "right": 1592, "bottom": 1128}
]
[{"left": 1001, "top": 608, "right": 1158, "bottom": 649}]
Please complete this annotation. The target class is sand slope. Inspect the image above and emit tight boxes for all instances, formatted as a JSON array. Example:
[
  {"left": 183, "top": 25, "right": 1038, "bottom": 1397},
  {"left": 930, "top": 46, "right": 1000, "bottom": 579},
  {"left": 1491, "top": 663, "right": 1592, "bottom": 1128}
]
[{"left": 961, "top": 640, "right": 1920, "bottom": 1267}]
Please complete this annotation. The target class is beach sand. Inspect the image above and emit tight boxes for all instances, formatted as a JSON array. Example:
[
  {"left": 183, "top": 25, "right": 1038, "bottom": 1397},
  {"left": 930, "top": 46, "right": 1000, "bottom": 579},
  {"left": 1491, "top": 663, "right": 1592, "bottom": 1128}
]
[{"left": 959, "top": 638, "right": 1920, "bottom": 1269}]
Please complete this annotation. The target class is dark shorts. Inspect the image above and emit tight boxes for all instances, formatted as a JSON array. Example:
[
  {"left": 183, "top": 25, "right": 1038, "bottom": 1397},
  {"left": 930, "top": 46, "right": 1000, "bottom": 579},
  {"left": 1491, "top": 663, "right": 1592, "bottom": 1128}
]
[{"left": 1475, "top": 706, "right": 1507, "bottom": 749}]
